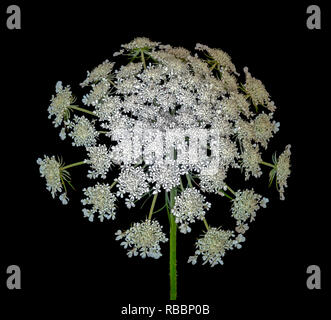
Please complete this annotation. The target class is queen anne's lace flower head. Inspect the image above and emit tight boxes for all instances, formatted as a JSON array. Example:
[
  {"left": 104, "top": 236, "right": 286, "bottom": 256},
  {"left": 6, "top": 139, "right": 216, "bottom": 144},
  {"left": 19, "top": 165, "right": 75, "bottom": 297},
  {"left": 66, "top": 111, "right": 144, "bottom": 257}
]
[
  {"left": 243, "top": 67, "right": 276, "bottom": 112},
  {"left": 82, "top": 79, "right": 110, "bottom": 106},
  {"left": 37, "top": 155, "right": 62, "bottom": 198},
  {"left": 85, "top": 144, "right": 112, "bottom": 179},
  {"left": 172, "top": 188, "right": 211, "bottom": 234},
  {"left": 188, "top": 227, "right": 245, "bottom": 267},
  {"left": 81, "top": 183, "right": 117, "bottom": 222},
  {"left": 68, "top": 115, "right": 98, "bottom": 147},
  {"left": 276, "top": 145, "right": 291, "bottom": 200},
  {"left": 241, "top": 141, "right": 263, "bottom": 180},
  {"left": 115, "top": 219, "right": 168, "bottom": 259},
  {"left": 121, "top": 37, "right": 160, "bottom": 51},
  {"left": 231, "top": 189, "right": 268, "bottom": 226},
  {"left": 252, "top": 112, "right": 279, "bottom": 148},
  {"left": 37, "top": 155, "right": 69, "bottom": 204},
  {"left": 148, "top": 161, "right": 183, "bottom": 193},
  {"left": 195, "top": 43, "right": 237, "bottom": 74},
  {"left": 198, "top": 166, "right": 227, "bottom": 193},
  {"left": 222, "top": 92, "right": 252, "bottom": 120},
  {"left": 81, "top": 60, "right": 115, "bottom": 87},
  {"left": 48, "top": 81, "right": 75, "bottom": 127},
  {"left": 115, "top": 166, "right": 150, "bottom": 208},
  {"left": 163, "top": 46, "right": 191, "bottom": 60},
  {"left": 39, "top": 37, "right": 292, "bottom": 276},
  {"left": 116, "top": 62, "right": 143, "bottom": 80}
]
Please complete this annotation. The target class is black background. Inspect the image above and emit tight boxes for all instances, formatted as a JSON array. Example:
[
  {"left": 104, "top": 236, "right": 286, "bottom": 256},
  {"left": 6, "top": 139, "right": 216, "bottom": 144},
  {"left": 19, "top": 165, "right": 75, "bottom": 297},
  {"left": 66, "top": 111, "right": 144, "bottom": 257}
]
[{"left": 0, "top": 0, "right": 329, "bottom": 317}]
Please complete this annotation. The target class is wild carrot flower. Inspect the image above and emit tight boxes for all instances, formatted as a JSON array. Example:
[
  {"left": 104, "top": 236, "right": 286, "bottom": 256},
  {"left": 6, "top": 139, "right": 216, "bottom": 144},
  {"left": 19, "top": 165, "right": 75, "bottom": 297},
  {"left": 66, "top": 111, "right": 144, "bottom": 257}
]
[{"left": 38, "top": 37, "right": 292, "bottom": 299}]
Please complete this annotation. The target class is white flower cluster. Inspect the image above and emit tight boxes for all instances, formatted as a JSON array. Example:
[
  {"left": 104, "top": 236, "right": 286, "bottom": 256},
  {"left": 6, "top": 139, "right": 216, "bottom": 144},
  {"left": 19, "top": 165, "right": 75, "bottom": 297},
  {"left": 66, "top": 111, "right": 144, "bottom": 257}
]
[
  {"left": 198, "top": 167, "right": 227, "bottom": 193},
  {"left": 37, "top": 155, "right": 63, "bottom": 198},
  {"left": 241, "top": 141, "right": 263, "bottom": 180},
  {"left": 48, "top": 81, "right": 74, "bottom": 128},
  {"left": 81, "top": 183, "right": 117, "bottom": 222},
  {"left": 231, "top": 189, "right": 269, "bottom": 232},
  {"left": 172, "top": 188, "right": 211, "bottom": 234},
  {"left": 276, "top": 145, "right": 291, "bottom": 200},
  {"left": 147, "top": 161, "right": 183, "bottom": 193},
  {"left": 188, "top": 227, "right": 245, "bottom": 267},
  {"left": 195, "top": 43, "right": 237, "bottom": 74},
  {"left": 67, "top": 115, "right": 99, "bottom": 147},
  {"left": 85, "top": 145, "right": 112, "bottom": 179},
  {"left": 115, "top": 219, "right": 168, "bottom": 259},
  {"left": 80, "top": 60, "right": 115, "bottom": 87},
  {"left": 243, "top": 67, "right": 276, "bottom": 112},
  {"left": 39, "top": 37, "right": 292, "bottom": 268},
  {"left": 115, "top": 166, "right": 150, "bottom": 208},
  {"left": 82, "top": 80, "right": 111, "bottom": 107}
]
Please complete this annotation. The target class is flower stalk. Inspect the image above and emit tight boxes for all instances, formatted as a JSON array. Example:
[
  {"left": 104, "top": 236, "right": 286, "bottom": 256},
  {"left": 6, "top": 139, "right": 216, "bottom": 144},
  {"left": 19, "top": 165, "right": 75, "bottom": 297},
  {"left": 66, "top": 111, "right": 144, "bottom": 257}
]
[
  {"left": 148, "top": 193, "right": 158, "bottom": 220},
  {"left": 260, "top": 161, "right": 276, "bottom": 168},
  {"left": 218, "top": 189, "right": 234, "bottom": 200},
  {"left": 169, "top": 188, "right": 177, "bottom": 300},
  {"left": 61, "top": 161, "right": 86, "bottom": 171},
  {"left": 69, "top": 105, "right": 96, "bottom": 116},
  {"left": 141, "top": 49, "right": 147, "bottom": 69}
]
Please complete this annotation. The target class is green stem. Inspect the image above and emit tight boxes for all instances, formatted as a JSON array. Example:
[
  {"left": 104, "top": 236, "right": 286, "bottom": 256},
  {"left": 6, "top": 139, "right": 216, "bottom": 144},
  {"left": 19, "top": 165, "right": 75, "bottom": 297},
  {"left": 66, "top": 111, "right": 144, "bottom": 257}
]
[
  {"left": 203, "top": 218, "right": 209, "bottom": 230},
  {"left": 61, "top": 161, "right": 86, "bottom": 171},
  {"left": 69, "top": 105, "right": 96, "bottom": 116},
  {"left": 210, "top": 61, "right": 218, "bottom": 71},
  {"left": 148, "top": 193, "right": 158, "bottom": 220},
  {"left": 165, "top": 192, "right": 170, "bottom": 221},
  {"left": 109, "top": 181, "right": 117, "bottom": 190},
  {"left": 179, "top": 177, "right": 184, "bottom": 191},
  {"left": 239, "top": 83, "right": 247, "bottom": 94},
  {"left": 260, "top": 161, "right": 276, "bottom": 169},
  {"left": 169, "top": 188, "right": 177, "bottom": 300},
  {"left": 216, "top": 66, "right": 223, "bottom": 79},
  {"left": 153, "top": 204, "right": 167, "bottom": 215},
  {"left": 60, "top": 175, "right": 67, "bottom": 194},
  {"left": 141, "top": 49, "right": 147, "bottom": 69},
  {"left": 218, "top": 189, "right": 234, "bottom": 200},
  {"left": 225, "top": 184, "right": 236, "bottom": 196},
  {"left": 186, "top": 173, "right": 193, "bottom": 188},
  {"left": 253, "top": 103, "right": 258, "bottom": 113}
]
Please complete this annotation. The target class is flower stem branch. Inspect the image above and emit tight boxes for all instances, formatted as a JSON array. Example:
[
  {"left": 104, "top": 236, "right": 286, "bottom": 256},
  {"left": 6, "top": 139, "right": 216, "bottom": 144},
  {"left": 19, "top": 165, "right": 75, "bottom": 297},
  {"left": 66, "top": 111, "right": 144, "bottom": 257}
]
[
  {"left": 69, "top": 105, "right": 96, "bottom": 116},
  {"left": 148, "top": 193, "right": 158, "bottom": 220},
  {"left": 109, "top": 181, "right": 117, "bottom": 190},
  {"left": 186, "top": 173, "right": 193, "bottom": 188},
  {"left": 60, "top": 175, "right": 67, "bottom": 194},
  {"left": 153, "top": 204, "right": 167, "bottom": 215},
  {"left": 141, "top": 49, "right": 147, "bottom": 70},
  {"left": 218, "top": 189, "right": 234, "bottom": 200},
  {"left": 180, "top": 177, "right": 185, "bottom": 191},
  {"left": 260, "top": 161, "right": 276, "bottom": 168},
  {"left": 210, "top": 62, "right": 218, "bottom": 71},
  {"left": 61, "top": 161, "right": 86, "bottom": 171},
  {"left": 203, "top": 218, "right": 209, "bottom": 230},
  {"left": 225, "top": 184, "right": 236, "bottom": 196}
]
